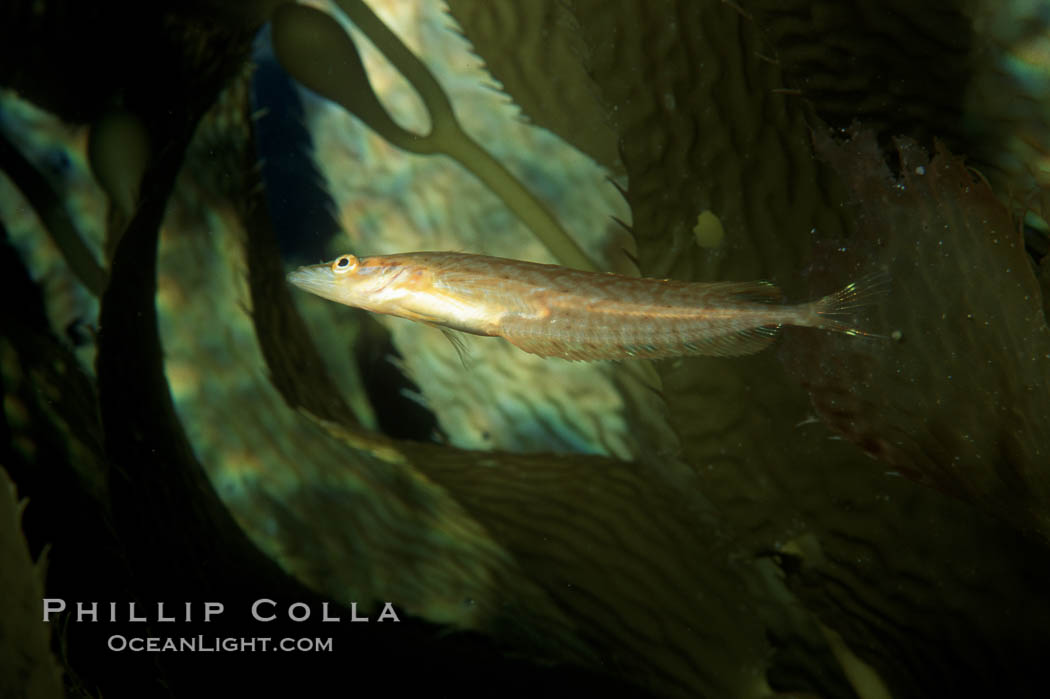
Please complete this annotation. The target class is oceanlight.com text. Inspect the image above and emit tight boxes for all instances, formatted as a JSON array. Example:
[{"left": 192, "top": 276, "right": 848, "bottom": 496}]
[{"left": 107, "top": 635, "right": 334, "bottom": 653}]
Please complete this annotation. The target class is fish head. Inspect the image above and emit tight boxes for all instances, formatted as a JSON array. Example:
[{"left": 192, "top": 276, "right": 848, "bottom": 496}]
[{"left": 286, "top": 254, "right": 420, "bottom": 310}]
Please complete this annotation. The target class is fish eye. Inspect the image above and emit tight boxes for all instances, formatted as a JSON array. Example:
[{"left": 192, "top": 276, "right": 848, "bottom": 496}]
[{"left": 331, "top": 254, "right": 358, "bottom": 275}]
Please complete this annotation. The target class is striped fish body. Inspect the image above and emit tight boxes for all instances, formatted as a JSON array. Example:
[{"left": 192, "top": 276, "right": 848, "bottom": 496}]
[{"left": 288, "top": 252, "right": 872, "bottom": 361}]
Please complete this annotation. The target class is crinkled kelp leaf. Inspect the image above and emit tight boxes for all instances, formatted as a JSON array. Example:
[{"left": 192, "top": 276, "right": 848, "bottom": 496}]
[
  {"left": 0, "top": 468, "right": 63, "bottom": 699},
  {"left": 791, "top": 129, "right": 1050, "bottom": 538},
  {"left": 445, "top": 0, "right": 623, "bottom": 174},
  {"left": 567, "top": 0, "right": 853, "bottom": 285}
]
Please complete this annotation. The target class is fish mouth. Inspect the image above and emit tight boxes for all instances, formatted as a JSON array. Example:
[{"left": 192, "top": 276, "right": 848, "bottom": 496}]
[{"left": 286, "top": 265, "right": 336, "bottom": 297}]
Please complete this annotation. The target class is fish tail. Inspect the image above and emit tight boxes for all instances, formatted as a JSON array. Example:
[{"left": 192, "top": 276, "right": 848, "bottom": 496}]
[{"left": 809, "top": 269, "right": 891, "bottom": 337}]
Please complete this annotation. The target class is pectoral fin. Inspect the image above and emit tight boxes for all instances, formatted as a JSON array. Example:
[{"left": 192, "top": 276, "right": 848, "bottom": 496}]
[
  {"left": 417, "top": 321, "right": 472, "bottom": 368},
  {"left": 439, "top": 327, "right": 472, "bottom": 368}
]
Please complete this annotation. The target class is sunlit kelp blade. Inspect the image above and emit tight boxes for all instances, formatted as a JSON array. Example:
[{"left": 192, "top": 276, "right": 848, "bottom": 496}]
[
  {"left": 0, "top": 91, "right": 106, "bottom": 371},
  {"left": 445, "top": 0, "right": 623, "bottom": 175},
  {"left": 793, "top": 129, "right": 1050, "bottom": 539}
]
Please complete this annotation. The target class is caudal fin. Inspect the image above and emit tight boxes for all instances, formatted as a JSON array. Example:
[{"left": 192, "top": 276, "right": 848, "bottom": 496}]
[{"left": 810, "top": 269, "right": 892, "bottom": 337}]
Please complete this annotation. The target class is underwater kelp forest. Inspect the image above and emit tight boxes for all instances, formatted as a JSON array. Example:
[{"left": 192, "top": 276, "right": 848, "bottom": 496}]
[{"left": 2, "top": 0, "right": 1050, "bottom": 696}]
